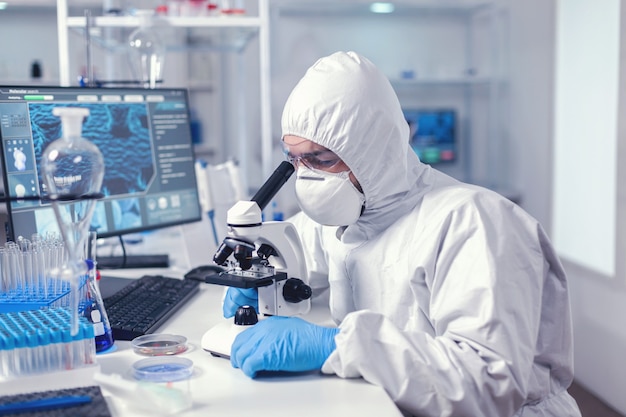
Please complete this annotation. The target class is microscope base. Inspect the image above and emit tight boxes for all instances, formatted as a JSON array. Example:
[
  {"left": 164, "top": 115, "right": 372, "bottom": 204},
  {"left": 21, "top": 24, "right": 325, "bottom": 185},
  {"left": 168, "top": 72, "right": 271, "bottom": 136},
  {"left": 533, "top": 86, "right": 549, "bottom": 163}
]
[{"left": 201, "top": 320, "right": 253, "bottom": 359}]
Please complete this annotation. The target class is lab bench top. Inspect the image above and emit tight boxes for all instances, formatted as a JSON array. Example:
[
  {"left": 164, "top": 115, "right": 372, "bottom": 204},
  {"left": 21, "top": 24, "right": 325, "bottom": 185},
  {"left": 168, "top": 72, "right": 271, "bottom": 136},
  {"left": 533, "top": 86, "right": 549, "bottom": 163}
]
[
  {"left": 93, "top": 270, "right": 402, "bottom": 417},
  {"left": 6, "top": 223, "right": 401, "bottom": 417}
]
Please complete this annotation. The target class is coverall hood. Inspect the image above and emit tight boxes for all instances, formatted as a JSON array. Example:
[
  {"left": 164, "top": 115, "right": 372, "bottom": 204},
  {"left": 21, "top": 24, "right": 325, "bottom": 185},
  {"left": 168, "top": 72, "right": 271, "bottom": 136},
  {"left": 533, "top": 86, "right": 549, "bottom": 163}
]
[{"left": 281, "top": 51, "right": 431, "bottom": 238}]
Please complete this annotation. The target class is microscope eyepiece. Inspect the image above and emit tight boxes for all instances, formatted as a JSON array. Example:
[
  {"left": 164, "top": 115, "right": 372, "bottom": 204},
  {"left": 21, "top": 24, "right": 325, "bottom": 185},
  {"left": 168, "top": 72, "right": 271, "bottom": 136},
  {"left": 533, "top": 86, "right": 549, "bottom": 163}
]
[{"left": 251, "top": 161, "right": 294, "bottom": 211}]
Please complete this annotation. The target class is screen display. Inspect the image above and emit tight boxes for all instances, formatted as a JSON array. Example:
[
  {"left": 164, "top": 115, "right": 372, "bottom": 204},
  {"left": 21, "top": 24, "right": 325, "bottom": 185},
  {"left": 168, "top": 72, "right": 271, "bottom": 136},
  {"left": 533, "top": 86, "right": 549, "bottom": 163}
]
[
  {"left": 403, "top": 109, "right": 456, "bottom": 164},
  {"left": 0, "top": 86, "right": 202, "bottom": 241}
]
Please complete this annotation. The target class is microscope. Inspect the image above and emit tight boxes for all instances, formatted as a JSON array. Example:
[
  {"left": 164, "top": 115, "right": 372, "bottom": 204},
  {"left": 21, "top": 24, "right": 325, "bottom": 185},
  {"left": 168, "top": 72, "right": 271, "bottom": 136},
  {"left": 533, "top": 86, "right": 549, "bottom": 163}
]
[{"left": 196, "top": 161, "right": 312, "bottom": 358}]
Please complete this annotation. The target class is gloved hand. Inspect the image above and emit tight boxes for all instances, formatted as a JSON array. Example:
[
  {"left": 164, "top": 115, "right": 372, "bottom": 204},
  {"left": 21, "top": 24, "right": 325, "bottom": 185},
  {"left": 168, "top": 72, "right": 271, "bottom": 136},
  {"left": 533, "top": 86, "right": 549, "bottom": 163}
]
[
  {"left": 230, "top": 316, "right": 340, "bottom": 378},
  {"left": 222, "top": 287, "right": 258, "bottom": 318}
]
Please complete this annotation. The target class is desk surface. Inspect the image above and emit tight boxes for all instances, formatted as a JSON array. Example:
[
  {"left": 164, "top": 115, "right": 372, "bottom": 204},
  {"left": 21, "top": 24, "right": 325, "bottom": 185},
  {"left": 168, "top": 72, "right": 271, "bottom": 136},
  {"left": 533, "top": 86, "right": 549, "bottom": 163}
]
[
  {"left": 0, "top": 224, "right": 401, "bottom": 417},
  {"left": 93, "top": 226, "right": 402, "bottom": 417}
]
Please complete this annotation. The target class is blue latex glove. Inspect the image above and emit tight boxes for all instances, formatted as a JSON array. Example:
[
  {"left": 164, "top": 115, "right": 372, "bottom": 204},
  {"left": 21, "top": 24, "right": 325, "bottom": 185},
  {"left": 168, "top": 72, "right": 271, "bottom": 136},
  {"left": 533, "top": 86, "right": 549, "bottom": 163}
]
[
  {"left": 230, "top": 316, "right": 340, "bottom": 378},
  {"left": 222, "top": 287, "right": 258, "bottom": 318}
]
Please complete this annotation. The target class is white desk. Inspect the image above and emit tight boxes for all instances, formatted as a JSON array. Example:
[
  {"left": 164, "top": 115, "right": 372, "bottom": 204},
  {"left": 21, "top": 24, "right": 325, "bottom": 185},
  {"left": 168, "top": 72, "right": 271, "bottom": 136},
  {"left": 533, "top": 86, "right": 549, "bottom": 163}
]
[
  {"left": 93, "top": 226, "right": 402, "bottom": 417},
  {"left": 0, "top": 225, "right": 400, "bottom": 416}
]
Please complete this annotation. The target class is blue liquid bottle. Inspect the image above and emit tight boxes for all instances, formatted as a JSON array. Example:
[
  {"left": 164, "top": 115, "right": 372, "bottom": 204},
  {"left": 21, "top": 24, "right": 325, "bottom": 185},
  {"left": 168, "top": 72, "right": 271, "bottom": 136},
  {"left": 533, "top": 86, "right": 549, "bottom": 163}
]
[
  {"left": 85, "top": 232, "right": 114, "bottom": 352},
  {"left": 84, "top": 267, "right": 114, "bottom": 352}
]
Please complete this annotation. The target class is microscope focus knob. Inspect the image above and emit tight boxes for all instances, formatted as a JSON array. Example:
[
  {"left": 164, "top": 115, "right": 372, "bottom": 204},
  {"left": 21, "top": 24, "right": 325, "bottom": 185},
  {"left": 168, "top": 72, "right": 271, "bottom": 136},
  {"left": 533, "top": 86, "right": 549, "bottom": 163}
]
[
  {"left": 234, "top": 305, "right": 259, "bottom": 326},
  {"left": 282, "top": 278, "right": 312, "bottom": 303}
]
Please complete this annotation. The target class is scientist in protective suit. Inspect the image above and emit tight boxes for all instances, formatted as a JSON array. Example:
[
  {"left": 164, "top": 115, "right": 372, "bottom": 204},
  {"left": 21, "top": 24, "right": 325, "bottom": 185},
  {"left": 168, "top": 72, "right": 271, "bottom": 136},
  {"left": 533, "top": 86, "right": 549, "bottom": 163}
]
[{"left": 223, "top": 51, "right": 582, "bottom": 417}]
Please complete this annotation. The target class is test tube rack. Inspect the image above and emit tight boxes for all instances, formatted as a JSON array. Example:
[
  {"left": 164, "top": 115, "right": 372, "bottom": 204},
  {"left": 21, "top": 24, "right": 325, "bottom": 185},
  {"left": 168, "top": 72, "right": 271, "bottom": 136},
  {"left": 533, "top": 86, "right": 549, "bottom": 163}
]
[
  {"left": 0, "top": 275, "right": 88, "bottom": 314},
  {"left": 0, "top": 235, "right": 90, "bottom": 314},
  {"left": 0, "top": 308, "right": 96, "bottom": 379}
]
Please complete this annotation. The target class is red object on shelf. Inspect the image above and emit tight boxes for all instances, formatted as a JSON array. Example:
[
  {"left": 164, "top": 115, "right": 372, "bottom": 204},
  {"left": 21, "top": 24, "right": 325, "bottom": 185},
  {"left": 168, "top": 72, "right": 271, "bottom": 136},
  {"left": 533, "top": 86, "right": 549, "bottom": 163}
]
[{"left": 221, "top": 8, "right": 245, "bottom": 15}]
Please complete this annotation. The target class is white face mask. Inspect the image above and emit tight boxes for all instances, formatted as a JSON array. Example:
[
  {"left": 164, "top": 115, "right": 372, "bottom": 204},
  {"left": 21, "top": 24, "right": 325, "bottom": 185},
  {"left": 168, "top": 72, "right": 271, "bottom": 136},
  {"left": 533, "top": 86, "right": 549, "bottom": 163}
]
[{"left": 295, "top": 165, "right": 365, "bottom": 226}]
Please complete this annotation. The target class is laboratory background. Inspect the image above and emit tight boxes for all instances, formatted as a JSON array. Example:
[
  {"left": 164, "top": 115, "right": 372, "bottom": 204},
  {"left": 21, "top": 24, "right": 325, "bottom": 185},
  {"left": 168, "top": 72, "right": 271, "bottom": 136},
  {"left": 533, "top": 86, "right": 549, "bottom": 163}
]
[{"left": 0, "top": 0, "right": 624, "bottom": 415}]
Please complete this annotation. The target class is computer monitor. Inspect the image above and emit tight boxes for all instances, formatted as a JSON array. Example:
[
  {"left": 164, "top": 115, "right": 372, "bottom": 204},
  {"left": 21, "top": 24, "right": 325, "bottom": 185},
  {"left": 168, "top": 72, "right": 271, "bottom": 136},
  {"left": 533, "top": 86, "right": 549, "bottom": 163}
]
[
  {"left": 403, "top": 109, "right": 457, "bottom": 164},
  {"left": 0, "top": 86, "right": 202, "bottom": 245}
]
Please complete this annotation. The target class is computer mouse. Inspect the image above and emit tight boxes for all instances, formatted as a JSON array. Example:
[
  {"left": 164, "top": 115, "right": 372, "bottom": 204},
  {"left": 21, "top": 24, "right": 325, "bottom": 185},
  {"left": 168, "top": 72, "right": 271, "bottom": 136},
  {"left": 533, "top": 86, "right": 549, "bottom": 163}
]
[{"left": 184, "top": 264, "right": 226, "bottom": 281}]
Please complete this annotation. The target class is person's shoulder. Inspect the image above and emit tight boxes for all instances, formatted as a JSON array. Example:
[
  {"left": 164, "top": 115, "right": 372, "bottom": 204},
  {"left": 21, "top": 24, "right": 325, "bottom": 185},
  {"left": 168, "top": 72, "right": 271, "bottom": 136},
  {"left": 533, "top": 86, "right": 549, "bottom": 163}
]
[
  {"left": 455, "top": 178, "right": 516, "bottom": 203},
  {"left": 424, "top": 180, "right": 508, "bottom": 207},
  {"left": 419, "top": 180, "right": 528, "bottom": 226}
]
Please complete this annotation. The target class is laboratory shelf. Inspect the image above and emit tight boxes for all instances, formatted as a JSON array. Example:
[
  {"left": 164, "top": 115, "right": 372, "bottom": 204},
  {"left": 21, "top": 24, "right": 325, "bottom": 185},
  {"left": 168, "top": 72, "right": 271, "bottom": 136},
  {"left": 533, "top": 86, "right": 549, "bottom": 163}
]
[
  {"left": 65, "top": 15, "right": 263, "bottom": 28},
  {"left": 390, "top": 77, "right": 496, "bottom": 87},
  {"left": 273, "top": 0, "right": 496, "bottom": 17},
  {"left": 65, "top": 14, "right": 262, "bottom": 53},
  {"left": 70, "top": 25, "right": 259, "bottom": 54},
  {"left": 57, "top": 0, "right": 274, "bottom": 192}
]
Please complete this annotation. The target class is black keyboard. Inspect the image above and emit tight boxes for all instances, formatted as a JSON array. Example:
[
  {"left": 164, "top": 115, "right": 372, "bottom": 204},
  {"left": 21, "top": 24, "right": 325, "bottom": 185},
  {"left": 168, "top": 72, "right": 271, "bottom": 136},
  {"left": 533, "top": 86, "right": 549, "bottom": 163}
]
[{"left": 103, "top": 275, "right": 200, "bottom": 341}]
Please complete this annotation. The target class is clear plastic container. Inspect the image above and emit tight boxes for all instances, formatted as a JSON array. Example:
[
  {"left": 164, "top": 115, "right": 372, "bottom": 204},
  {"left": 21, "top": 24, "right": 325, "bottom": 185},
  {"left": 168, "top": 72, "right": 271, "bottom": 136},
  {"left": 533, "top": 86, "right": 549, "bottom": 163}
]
[
  {"left": 131, "top": 356, "right": 194, "bottom": 412},
  {"left": 206, "top": 2, "right": 219, "bottom": 16},
  {"left": 220, "top": 0, "right": 245, "bottom": 15},
  {"left": 180, "top": 0, "right": 208, "bottom": 16}
]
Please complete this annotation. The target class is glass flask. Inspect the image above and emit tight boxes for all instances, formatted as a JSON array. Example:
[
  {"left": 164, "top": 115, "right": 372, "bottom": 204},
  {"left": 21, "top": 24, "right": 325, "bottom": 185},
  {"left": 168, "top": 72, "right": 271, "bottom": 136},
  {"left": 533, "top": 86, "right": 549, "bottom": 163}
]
[
  {"left": 41, "top": 107, "right": 105, "bottom": 337},
  {"left": 84, "top": 231, "right": 114, "bottom": 352},
  {"left": 128, "top": 9, "right": 166, "bottom": 89}
]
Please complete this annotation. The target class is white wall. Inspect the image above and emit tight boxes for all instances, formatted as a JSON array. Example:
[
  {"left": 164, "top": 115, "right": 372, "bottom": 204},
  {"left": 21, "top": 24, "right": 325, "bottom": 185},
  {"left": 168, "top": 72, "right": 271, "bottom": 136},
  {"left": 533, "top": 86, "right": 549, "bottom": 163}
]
[
  {"left": 565, "top": 3, "right": 626, "bottom": 414},
  {"left": 507, "top": 1, "right": 626, "bottom": 413},
  {"left": 0, "top": 8, "right": 60, "bottom": 84},
  {"left": 506, "top": 0, "right": 555, "bottom": 230},
  {"left": 550, "top": 0, "right": 626, "bottom": 414},
  {"left": 553, "top": 0, "right": 619, "bottom": 277}
]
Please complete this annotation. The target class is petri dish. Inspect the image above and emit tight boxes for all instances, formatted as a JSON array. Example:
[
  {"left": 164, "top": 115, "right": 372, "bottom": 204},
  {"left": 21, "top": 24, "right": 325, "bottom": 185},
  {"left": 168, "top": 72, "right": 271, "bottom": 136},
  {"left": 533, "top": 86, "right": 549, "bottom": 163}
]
[
  {"left": 132, "top": 357, "right": 194, "bottom": 383},
  {"left": 131, "top": 334, "right": 188, "bottom": 356}
]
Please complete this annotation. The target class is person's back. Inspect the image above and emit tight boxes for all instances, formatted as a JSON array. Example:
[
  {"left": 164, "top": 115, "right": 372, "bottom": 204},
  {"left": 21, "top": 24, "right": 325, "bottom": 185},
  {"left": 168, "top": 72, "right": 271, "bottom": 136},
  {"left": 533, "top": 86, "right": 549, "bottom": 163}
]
[
  {"left": 226, "top": 50, "right": 582, "bottom": 416},
  {"left": 283, "top": 51, "right": 581, "bottom": 416},
  {"left": 291, "top": 162, "right": 580, "bottom": 416}
]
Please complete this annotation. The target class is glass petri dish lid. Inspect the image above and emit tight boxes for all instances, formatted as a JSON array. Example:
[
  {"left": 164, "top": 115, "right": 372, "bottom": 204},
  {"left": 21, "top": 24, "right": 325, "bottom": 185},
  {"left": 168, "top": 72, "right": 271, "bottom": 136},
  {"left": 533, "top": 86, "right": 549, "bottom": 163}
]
[{"left": 131, "top": 334, "right": 188, "bottom": 356}]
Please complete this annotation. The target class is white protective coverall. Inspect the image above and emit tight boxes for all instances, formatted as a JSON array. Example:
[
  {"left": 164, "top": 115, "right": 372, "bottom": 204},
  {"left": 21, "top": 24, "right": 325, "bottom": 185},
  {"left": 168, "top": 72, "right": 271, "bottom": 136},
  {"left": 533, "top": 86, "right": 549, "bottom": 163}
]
[{"left": 282, "top": 51, "right": 581, "bottom": 417}]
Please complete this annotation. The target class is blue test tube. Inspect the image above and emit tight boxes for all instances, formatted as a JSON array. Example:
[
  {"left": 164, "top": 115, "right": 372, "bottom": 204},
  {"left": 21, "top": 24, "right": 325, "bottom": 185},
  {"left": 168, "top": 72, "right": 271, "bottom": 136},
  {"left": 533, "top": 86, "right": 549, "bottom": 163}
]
[
  {"left": 1, "top": 329, "right": 16, "bottom": 378},
  {"left": 36, "top": 326, "right": 51, "bottom": 373},
  {"left": 24, "top": 328, "right": 38, "bottom": 375},
  {"left": 21, "top": 312, "right": 43, "bottom": 372},
  {"left": 72, "top": 319, "right": 84, "bottom": 369},
  {"left": 8, "top": 323, "right": 25, "bottom": 377},
  {"left": 0, "top": 328, "right": 11, "bottom": 377},
  {"left": 0, "top": 308, "right": 98, "bottom": 377},
  {"left": 0, "top": 248, "right": 5, "bottom": 293},
  {"left": 82, "top": 314, "right": 94, "bottom": 366}
]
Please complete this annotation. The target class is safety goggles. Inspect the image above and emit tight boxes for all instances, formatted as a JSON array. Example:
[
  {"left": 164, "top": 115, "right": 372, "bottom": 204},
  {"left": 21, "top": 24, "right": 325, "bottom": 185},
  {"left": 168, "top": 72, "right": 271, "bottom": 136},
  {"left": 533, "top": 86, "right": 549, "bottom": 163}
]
[{"left": 283, "top": 147, "right": 342, "bottom": 170}]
